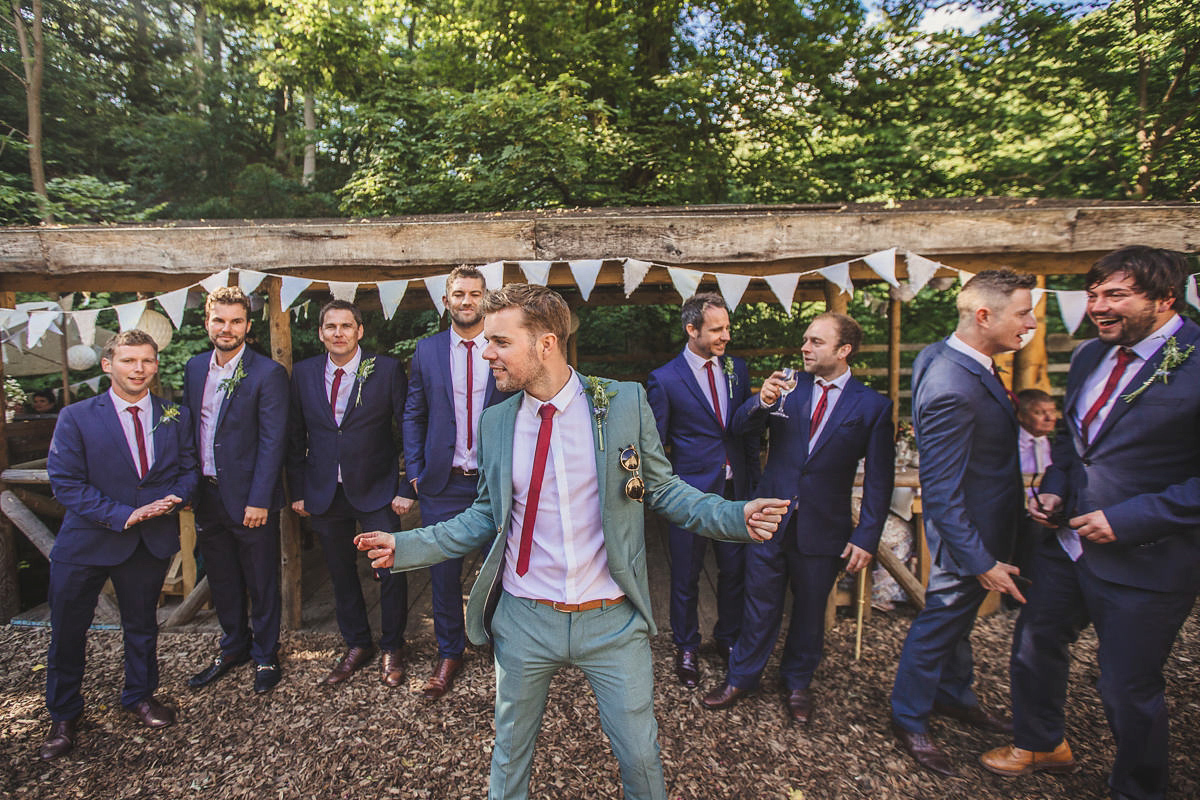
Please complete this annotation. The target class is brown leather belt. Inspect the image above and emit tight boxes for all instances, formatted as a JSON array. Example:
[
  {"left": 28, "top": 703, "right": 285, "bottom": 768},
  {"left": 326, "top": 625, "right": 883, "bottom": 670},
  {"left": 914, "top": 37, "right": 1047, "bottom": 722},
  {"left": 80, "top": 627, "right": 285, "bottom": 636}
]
[
  {"left": 450, "top": 467, "right": 478, "bottom": 477},
  {"left": 535, "top": 596, "right": 625, "bottom": 613}
]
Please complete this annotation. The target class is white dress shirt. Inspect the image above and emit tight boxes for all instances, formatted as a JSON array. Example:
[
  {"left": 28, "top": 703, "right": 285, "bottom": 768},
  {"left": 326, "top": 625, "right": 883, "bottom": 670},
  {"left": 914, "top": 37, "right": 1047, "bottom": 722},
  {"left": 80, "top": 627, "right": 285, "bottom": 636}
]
[
  {"left": 199, "top": 346, "right": 246, "bottom": 477},
  {"left": 683, "top": 346, "right": 731, "bottom": 479},
  {"left": 111, "top": 388, "right": 154, "bottom": 478},
  {"left": 503, "top": 370, "right": 623, "bottom": 604},
  {"left": 808, "top": 368, "right": 852, "bottom": 452},
  {"left": 946, "top": 332, "right": 996, "bottom": 371},
  {"left": 1018, "top": 427, "right": 1051, "bottom": 475},
  {"left": 450, "top": 330, "right": 489, "bottom": 471}
]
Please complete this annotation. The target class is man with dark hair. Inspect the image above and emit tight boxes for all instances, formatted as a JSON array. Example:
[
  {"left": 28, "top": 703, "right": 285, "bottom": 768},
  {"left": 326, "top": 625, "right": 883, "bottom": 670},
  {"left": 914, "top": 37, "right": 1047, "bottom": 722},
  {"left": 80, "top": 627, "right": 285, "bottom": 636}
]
[
  {"left": 288, "top": 299, "right": 415, "bottom": 687},
  {"left": 357, "top": 284, "right": 788, "bottom": 800},
  {"left": 702, "top": 312, "right": 893, "bottom": 724},
  {"left": 184, "top": 286, "right": 289, "bottom": 694},
  {"left": 41, "top": 330, "right": 198, "bottom": 759},
  {"left": 982, "top": 247, "right": 1200, "bottom": 800},
  {"left": 404, "top": 266, "right": 513, "bottom": 698},
  {"left": 647, "top": 292, "right": 759, "bottom": 687},
  {"left": 891, "top": 268, "right": 1037, "bottom": 775}
]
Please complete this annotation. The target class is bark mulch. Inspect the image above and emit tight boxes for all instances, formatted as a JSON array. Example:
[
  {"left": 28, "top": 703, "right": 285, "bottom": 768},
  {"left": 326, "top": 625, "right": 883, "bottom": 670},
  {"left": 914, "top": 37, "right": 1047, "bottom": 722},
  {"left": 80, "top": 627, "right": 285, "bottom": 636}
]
[{"left": 2, "top": 604, "right": 1197, "bottom": 799}]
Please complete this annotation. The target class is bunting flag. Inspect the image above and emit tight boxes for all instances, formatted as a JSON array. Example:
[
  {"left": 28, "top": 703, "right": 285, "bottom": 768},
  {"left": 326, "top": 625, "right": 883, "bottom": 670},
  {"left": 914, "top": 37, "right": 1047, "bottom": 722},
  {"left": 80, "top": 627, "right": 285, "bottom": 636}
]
[
  {"left": 278, "top": 276, "right": 312, "bottom": 312},
  {"left": 714, "top": 272, "right": 752, "bottom": 312},
  {"left": 424, "top": 275, "right": 449, "bottom": 316},
  {"left": 326, "top": 281, "right": 358, "bottom": 303},
  {"left": 157, "top": 288, "right": 189, "bottom": 329},
  {"left": 479, "top": 261, "right": 505, "bottom": 290},
  {"left": 862, "top": 247, "right": 900, "bottom": 288},
  {"left": 238, "top": 269, "right": 268, "bottom": 295},
  {"left": 519, "top": 260, "right": 552, "bottom": 286},
  {"left": 58, "top": 293, "right": 75, "bottom": 312},
  {"left": 569, "top": 259, "right": 604, "bottom": 302},
  {"left": 199, "top": 269, "right": 230, "bottom": 294},
  {"left": 1030, "top": 287, "right": 1046, "bottom": 310},
  {"left": 905, "top": 253, "right": 942, "bottom": 293},
  {"left": 623, "top": 259, "right": 653, "bottom": 297},
  {"left": 1056, "top": 290, "right": 1089, "bottom": 335},
  {"left": 817, "top": 262, "right": 853, "bottom": 295},
  {"left": 667, "top": 267, "right": 704, "bottom": 301},
  {"left": 26, "top": 310, "right": 59, "bottom": 348},
  {"left": 377, "top": 280, "right": 409, "bottom": 320},
  {"left": 0, "top": 309, "right": 25, "bottom": 331},
  {"left": 72, "top": 308, "right": 101, "bottom": 346},
  {"left": 958, "top": 269, "right": 975, "bottom": 286},
  {"left": 115, "top": 300, "right": 148, "bottom": 332},
  {"left": 1187, "top": 275, "right": 1200, "bottom": 312},
  {"left": 763, "top": 272, "right": 801, "bottom": 315}
]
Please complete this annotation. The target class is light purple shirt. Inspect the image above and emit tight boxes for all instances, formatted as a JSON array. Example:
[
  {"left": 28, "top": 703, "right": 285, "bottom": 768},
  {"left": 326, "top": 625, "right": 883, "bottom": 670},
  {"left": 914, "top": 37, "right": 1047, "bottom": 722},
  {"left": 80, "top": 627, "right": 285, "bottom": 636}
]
[
  {"left": 450, "top": 330, "right": 488, "bottom": 471},
  {"left": 199, "top": 346, "right": 245, "bottom": 477},
  {"left": 808, "top": 368, "right": 851, "bottom": 452},
  {"left": 110, "top": 388, "right": 154, "bottom": 477}
]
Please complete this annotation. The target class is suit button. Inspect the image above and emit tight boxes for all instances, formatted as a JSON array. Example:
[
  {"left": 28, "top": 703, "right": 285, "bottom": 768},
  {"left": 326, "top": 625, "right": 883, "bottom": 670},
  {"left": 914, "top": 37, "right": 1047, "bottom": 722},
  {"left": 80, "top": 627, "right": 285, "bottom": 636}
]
[{"left": 1082, "top": 458, "right": 1092, "bottom": 466}]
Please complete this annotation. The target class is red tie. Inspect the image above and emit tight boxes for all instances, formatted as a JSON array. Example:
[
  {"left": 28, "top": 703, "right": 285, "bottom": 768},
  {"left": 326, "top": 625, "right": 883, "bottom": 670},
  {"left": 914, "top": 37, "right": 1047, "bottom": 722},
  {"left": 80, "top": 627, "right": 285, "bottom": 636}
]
[
  {"left": 127, "top": 406, "right": 150, "bottom": 478},
  {"left": 703, "top": 361, "right": 725, "bottom": 430},
  {"left": 992, "top": 364, "right": 1019, "bottom": 409},
  {"left": 464, "top": 340, "right": 475, "bottom": 452},
  {"left": 330, "top": 367, "right": 345, "bottom": 420},
  {"left": 810, "top": 382, "right": 834, "bottom": 441},
  {"left": 1080, "top": 347, "right": 1136, "bottom": 445},
  {"left": 516, "top": 403, "right": 557, "bottom": 577}
]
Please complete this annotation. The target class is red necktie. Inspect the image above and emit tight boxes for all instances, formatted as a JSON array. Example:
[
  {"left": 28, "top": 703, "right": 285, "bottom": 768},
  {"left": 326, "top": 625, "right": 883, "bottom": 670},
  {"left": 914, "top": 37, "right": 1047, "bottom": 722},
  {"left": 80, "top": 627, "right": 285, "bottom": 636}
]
[
  {"left": 516, "top": 403, "right": 556, "bottom": 577},
  {"left": 992, "top": 364, "right": 1019, "bottom": 408},
  {"left": 127, "top": 406, "right": 150, "bottom": 478},
  {"left": 330, "top": 367, "right": 345, "bottom": 420},
  {"left": 464, "top": 340, "right": 475, "bottom": 452},
  {"left": 703, "top": 361, "right": 725, "bottom": 430},
  {"left": 1080, "top": 347, "right": 1136, "bottom": 445},
  {"left": 810, "top": 382, "right": 834, "bottom": 441}
]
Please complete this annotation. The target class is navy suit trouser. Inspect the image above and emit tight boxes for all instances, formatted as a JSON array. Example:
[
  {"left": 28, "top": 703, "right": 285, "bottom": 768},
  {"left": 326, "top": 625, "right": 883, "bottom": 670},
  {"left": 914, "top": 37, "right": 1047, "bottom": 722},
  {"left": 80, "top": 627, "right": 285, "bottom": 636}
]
[
  {"left": 195, "top": 480, "right": 282, "bottom": 664},
  {"left": 419, "top": 472, "right": 482, "bottom": 659},
  {"left": 46, "top": 539, "right": 170, "bottom": 721},
  {"left": 669, "top": 479, "right": 744, "bottom": 652},
  {"left": 309, "top": 485, "right": 406, "bottom": 651},
  {"left": 1011, "top": 539, "right": 1196, "bottom": 800}
]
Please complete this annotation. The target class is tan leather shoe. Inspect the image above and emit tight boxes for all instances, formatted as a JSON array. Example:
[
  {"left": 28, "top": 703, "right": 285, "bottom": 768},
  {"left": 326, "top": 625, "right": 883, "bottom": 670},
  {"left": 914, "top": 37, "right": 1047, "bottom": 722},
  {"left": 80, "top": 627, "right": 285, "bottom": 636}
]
[
  {"left": 380, "top": 649, "right": 406, "bottom": 688},
  {"left": 421, "top": 657, "right": 462, "bottom": 699},
  {"left": 981, "top": 740, "right": 1079, "bottom": 776},
  {"left": 321, "top": 645, "right": 376, "bottom": 686}
]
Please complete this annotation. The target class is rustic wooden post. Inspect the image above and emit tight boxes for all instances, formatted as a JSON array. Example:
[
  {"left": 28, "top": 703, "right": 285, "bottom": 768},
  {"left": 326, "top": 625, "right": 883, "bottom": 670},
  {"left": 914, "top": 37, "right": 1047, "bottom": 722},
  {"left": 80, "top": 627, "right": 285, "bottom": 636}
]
[
  {"left": 888, "top": 298, "right": 902, "bottom": 432},
  {"left": 1014, "top": 275, "right": 1052, "bottom": 393},
  {"left": 0, "top": 290, "right": 19, "bottom": 621},
  {"left": 823, "top": 281, "right": 849, "bottom": 314},
  {"left": 268, "top": 277, "right": 302, "bottom": 631}
]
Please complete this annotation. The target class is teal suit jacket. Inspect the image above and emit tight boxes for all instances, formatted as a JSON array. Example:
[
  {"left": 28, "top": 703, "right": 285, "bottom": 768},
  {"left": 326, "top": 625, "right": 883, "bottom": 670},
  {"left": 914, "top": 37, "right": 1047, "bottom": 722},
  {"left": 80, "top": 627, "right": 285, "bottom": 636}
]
[{"left": 390, "top": 376, "right": 754, "bottom": 645}]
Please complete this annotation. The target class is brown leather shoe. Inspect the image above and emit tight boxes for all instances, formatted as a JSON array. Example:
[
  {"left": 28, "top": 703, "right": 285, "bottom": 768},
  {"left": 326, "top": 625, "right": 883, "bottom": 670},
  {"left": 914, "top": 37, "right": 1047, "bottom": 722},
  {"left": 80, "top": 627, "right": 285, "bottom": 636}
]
[
  {"left": 701, "top": 681, "right": 750, "bottom": 710},
  {"left": 981, "top": 741, "right": 1079, "bottom": 776},
  {"left": 128, "top": 697, "right": 176, "bottom": 729},
  {"left": 322, "top": 645, "right": 376, "bottom": 686},
  {"left": 380, "top": 649, "right": 406, "bottom": 688},
  {"left": 891, "top": 719, "right": 958, "bottom": 777},
  {"left": 786, "top": 688, "right": 814, "bottom": 725},
  {"left": 39, "top": 718, "right": 78, "bottom": 760},
  {"left": 933, "top": 700, "right": 1013, "bottom": 734},
  {"left": 675, "top": 648, "right": 700, "bottom": 688},
  {"left": 421, "top": 657, "right": 462, "bottom": 699}
]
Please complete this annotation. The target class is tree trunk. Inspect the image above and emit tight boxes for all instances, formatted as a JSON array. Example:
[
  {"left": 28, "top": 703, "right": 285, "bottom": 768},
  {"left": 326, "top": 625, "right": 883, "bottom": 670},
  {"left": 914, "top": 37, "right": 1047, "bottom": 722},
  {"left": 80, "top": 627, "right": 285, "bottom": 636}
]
[
  {"left": 272, "top": 86, "right": 288, "bottom": 165},
  {"left": 11, "top": 0, "right": 51, "bottom": 224},
  {"left": 193, "top": 3, "right": 206, "bottom": 113},
  {"left": 302, "top": 89, "right": 316, "bottom": 187}
]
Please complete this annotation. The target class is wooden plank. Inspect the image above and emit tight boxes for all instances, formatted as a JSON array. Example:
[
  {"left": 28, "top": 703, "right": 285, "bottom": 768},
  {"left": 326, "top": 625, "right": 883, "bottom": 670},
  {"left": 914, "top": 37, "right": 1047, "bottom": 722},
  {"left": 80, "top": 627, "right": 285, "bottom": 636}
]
[
  {"left": 11, "top": 487, "right": 64, "bottom": 519},
  {"left": 875, "top": 543, "right": 925, "bottom": 610},
  {"left": 0, "top": 468, "right": 49, "bottom": 484},
  {"left": 163, "top": 576, "right": 210, "bottom": 628}
]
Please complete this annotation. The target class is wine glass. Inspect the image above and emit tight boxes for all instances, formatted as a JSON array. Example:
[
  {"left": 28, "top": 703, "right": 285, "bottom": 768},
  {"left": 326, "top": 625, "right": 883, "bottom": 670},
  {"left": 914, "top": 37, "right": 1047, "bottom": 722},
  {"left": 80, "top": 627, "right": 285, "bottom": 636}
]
[{"left": 770, "top": 367, "right": 798, "bottom": 418}]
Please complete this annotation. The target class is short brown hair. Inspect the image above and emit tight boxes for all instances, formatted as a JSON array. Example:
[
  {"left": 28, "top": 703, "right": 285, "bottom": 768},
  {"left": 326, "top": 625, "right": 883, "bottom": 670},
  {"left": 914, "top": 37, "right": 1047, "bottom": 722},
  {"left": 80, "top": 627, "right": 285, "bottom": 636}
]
[
  {"left": 680, "top": 292, "right": 728, "bottom": 334},
  {"left": 446, "top": 265, "right": 486, "bottom": 294},
  {"left": 318, "top": 299, "right": 363, "bottom": 327},
  {"left": 102, "top": 329, "right": 159, "bottom": 362},
  {"left": 479, "top": 283, "right": 571, "bottom": 353},
  {"left": 812, "top": 311, "right": 863, "bottom": 359},
  {"left": 205, "top": 286, "right": 252, "bottom": 319},
  {"left": 957, "top": 268, "right": 1037, "bottom": 320},
  {"left": 1087, "top": 246, "right": 1187, "bottom": 308}
]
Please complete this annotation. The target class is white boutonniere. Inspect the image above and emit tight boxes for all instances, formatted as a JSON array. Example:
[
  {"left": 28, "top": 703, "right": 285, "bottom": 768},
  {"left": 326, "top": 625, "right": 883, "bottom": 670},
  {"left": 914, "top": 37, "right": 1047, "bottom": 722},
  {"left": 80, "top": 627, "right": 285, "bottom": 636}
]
[
  {"left": 1121, "top": 336, "right": 1194, "bottom": 403},
  {"left": 722, "top": 357, "right": 737, "bottom": 399},
  {"left": 585, "top": 375, "right": 617, "bottom": 451},
  {"left": 218, "top": 359, "right": 246, "bottom": 395},
  {"left": 150, "top": 403, "right": 181, "bottom": 434},
  {"left": 354, "top": 357, "right": 376, "bottom": 407}
]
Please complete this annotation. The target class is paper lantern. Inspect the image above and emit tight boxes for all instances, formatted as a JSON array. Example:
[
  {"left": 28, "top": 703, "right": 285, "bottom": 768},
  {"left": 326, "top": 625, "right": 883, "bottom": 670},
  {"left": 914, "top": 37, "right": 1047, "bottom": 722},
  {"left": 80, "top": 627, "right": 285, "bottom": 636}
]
[
  {"left": 66, "top": 344, "right": 99, "bottom": 371},
  {"left": 134, "top": 308, "right": 174, "bottom": 351}
]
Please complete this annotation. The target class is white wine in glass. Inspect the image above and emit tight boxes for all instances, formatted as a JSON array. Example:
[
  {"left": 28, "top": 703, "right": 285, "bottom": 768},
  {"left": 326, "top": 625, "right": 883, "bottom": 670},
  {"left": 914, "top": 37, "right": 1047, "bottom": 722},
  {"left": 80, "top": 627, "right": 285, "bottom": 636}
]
[{"left": 770, "top": 367, "right": 798, "bottom": 418}]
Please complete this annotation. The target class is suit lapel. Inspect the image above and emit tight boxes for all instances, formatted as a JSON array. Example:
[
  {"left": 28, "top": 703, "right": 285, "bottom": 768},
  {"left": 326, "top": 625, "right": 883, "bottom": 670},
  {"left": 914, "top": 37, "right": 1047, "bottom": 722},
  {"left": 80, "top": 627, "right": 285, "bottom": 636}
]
[
  {"left": 495, "top": 395, "right": 518, "bottom": 528},
  {"left": 581, "top": 379, "right": 609, "bottom": 507},
  {"left": 792, "top": 378, "right": 814, "bottom": 445},
  {"left": 98, "top": 393, "right": 140, "bottom": 477},
  {"left": 149, "top": 396, "right": 168, "bottom": 473},
  {"left": 215, "top": 347, "right": 249, "bottom": 432},
  {"left": 807, "top": 379, "right": 860, "bottom": 461},
  {"left": 339, "top": 354, "right": 370, "bottom": 427},
  {"left": 440, "top": 332, "right": 456, "bottom": 416},
  {"left": 1064, "top": 341, "right": 1107, "bottom": 430},
  {"left": 674, "top": 352, "right": 720, "bottom": 427},
  {"left": 942, "top": 346, "right": 1016, "bottom": 427}
]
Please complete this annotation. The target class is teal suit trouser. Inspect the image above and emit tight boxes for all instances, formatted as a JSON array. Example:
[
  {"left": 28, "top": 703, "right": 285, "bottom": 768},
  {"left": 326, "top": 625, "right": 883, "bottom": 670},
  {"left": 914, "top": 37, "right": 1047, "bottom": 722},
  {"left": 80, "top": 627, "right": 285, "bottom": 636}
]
[{"left": 489, "top": 591, "right": 667, "bottom": 800}]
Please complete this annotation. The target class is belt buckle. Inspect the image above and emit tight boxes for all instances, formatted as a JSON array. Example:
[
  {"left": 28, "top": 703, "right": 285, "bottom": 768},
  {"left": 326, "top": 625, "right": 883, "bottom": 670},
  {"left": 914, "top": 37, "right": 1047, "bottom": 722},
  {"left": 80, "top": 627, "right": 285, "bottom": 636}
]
[{"left": 551, "top": 601, "right": 570, "bottom": 612}]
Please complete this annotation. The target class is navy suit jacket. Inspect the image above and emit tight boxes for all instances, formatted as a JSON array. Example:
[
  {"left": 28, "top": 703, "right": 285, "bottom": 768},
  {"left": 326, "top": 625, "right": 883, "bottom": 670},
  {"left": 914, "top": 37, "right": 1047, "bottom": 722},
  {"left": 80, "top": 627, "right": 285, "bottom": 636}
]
[
  {"left": 183, "top": 346, "right": 289, "bottom": 518},
  {"left": 647, "top": 352, "right": 760, "bottom": 499},
  {"left": 732, "top": 373, "right": 894, "bottom": 556},
  {"left": 403, "top": 330, "right": 511, "bottom": 498},
  {"left": 287, "top": 352, "right": 414, "bottom": 516},
  {"left": 48, "top": 392, "right": 198, "bottom": 567},
  {"left": 1042, "top": 317, "right": 1200, "bottom": 593},
  {"left": 911, "top": 339, "right": 1023, "bottom": 576}
]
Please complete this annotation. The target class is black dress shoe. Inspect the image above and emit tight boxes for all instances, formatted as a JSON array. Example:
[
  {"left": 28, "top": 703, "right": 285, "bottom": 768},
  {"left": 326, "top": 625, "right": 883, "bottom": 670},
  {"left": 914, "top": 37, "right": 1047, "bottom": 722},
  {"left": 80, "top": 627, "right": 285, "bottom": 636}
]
[
  {"left": 891, "top": 719, "right": 958, "bottom": 777},
  {"left": 254, "top": 661, "right": 282, "bottom": 694},
  {"left": 188, "top": 652, "right": 250, "bottom": 689},
  {"left": 701, "top": 681, "right": 750, "bottom": 710},
  {"left": 39, "top": 718, "right": 78, "bottom": 761},
  {"left": 128, "top": 696, "right": 176, "bottom": 729},
  {"left": 786, "top": 688, "right": 814, "bottom": 725},
  {"left": 674, "top": 648, "right": 700, "bottom": 688},
  {"left": 932, "top": 701, "right": 1013, "bottom": 734}
]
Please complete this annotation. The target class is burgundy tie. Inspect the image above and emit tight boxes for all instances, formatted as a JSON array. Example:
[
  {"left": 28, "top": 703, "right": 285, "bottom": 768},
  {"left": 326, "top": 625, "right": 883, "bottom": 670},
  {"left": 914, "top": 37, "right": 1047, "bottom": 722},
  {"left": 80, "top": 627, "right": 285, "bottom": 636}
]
[
  {"left": 516, "top": 403, "right": 556, "bottom": 577},
  {"left": 128, "top": 406, "right": 150, "bottom": 478},
  {"left": 703, "top": 361, "right": 725, "bottom": 430},
  {"left": 464, "top": 340, "right": 475, "bottom": 452},
  {"left": 992, "top": 364, "right": 1019, "bottom": 409},
  {"left": 330, "top": 367, "right": 345, "bottom": 420},
  {"left": 810, "top": 382, "right": 834, "bottom": 441},
  {"left": 1080, "top": 347, "right": 1136, "bottom": 445}
]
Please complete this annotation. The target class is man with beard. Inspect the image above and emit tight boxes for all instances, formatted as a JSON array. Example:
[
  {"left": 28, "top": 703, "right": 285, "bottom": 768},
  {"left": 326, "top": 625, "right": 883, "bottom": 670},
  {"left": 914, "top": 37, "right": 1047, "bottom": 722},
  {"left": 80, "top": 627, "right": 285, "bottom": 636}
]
[
  {"left": 404, "top": 266, "right": 513, "bottom": 698},
  {"left": 184, "top": 286, "right": 289, "bottom": 694},
  {"left": 982, "top": 247, "right": 1200, "bottom": 800}
]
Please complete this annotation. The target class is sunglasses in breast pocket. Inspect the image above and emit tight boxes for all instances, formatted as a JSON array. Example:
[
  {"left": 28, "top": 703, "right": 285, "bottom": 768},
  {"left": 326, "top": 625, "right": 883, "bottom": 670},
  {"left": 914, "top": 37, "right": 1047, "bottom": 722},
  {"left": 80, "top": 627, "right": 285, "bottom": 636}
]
[{"left": 619, "top": 444, "right": 645, "bottom": 502}]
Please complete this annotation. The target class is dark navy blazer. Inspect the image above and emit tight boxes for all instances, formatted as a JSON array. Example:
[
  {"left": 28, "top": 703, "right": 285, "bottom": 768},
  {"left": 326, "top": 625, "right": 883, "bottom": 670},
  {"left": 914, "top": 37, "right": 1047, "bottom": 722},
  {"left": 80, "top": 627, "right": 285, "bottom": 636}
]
[
  {"left": 48, "top": 392, "right": 198, "bottom": 567},
  {"left": 183, "top": 346, "right": 289, "bottom": 518},
  {"left": 647, "top": 352, "right": 760, "bottom": 499},
  {"left": 1042, "top": 317, "right": 1200, "bottom": 593},
  {"left": 287, "top": 351, "right": 414, "bottom": 515},
  {"left": 731, "top": 373, "right": 894, "bottom": 556}
]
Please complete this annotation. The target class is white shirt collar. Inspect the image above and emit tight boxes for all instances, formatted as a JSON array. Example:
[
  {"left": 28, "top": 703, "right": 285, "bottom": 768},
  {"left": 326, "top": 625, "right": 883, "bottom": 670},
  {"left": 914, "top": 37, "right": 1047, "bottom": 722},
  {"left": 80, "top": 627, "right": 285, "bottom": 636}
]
[
  {"left": 209, "top": 345, "right": 246, "bottom": 374},
  {"left": 326, "top": 347, "right": 362, "bottom": 378},
  {"left": 109, "top": 388, "right": 152, "bottom": 416},
  {"left": 1127, "top": 314, "right": 1184, "bottom": 362},
  {"left": 815, "top": 368, "right": 852, "bottom": 391},
  {"left": 682, "top": 345, "right": 719, "bottom": 374},
  {"left": 521, "top": 369, "right": 584, "bottom": 419},
  {"left": 947, "top": 332, "right": 995, "bottom": 371},
  {"left": 451, "top": 328, "right": 486, "bottom": 348}
]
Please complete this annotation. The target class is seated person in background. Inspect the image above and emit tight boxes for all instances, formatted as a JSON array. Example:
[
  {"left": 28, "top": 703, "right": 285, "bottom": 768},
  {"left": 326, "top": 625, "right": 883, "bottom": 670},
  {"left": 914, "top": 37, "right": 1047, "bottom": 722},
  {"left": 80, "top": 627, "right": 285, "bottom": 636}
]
[
  {"left": 29, "top": 389, "right": 60, "bottom": 414},
  {"left": 1016, "top": 388, "right": 1055, "bottom": 478}
]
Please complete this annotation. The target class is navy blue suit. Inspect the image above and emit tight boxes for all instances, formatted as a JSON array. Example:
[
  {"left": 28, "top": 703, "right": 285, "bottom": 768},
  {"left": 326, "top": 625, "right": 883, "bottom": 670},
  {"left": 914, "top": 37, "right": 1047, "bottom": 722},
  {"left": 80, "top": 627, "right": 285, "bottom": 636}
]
[
  {"left": 1011, "top": 317, "right": 1200, "bottom": 800},
  {"left": 183, "top": 346, "right": 288, "bottom": 665},
  {"left": 727, "top": 373, "right": 893, "bottom": 690},
  {"left": 647, "top": 351, "right": 760, "bottom": 652},
  {"left": 287, "top": 351, "right": 413, "bottom": 651},
  {"left": 46, "top": 392, "right": 198, "bottom": 721},
  {"left": 891, "top": 338, "right": 1024, "bottom": 732},
  {"left": 403, "top": 330, "right": 512, "bottom": 659}
]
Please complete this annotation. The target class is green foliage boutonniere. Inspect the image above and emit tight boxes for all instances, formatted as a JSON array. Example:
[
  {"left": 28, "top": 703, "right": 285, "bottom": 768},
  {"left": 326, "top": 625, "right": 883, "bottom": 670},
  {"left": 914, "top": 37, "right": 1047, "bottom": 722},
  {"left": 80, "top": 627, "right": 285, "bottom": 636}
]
[
  {"left": 1121, "top": 336, "right": 1194, "bottom": 403},
  {"left": 585, "top": 375, "right": 617, "bottom": 451},
  {"left": 722, "top": 357, "right": 737, "bottom": 399},
  {"left": 150, "top": 403, "right": 181, "bottom": 434},
  {"left": 218, "top": 359, "right": 247, "bottom": 395},
  {"left": 354, "top": 357, "right": 376, "bottom": 407}
]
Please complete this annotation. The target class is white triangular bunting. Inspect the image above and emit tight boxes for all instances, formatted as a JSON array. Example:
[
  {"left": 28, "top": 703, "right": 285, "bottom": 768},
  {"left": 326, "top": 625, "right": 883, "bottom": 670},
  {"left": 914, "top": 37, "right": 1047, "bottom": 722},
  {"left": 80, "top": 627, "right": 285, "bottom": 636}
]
[
  {"left": 1186, "top": 275, "right": 1200, "bottom": 311},
  {"left": 377, "top": 280, "right": 409, "bottom": 320},
  {"left": 479, "top": 261, "right": 505, "bottom": 290},
  {"left": 238, "top": 269, "right": 268, "bottom": 295},
  {"left": 764, "top": 273, "right": 801, "bottom": 316},
  {"left": 714, "top": 273, "right": 752, "bottom": 312},
  {"left": 86, "top": 376, "right": 102, "bottom": 393},
  {"left": 1056, "top": 290, "right": 1088, "bottom": 335},
  {"left": 569, "top": 259, "right": 604, "bottom": 302},
  {"left": 818, "top": 262, "right": 853, "bottom": 295},
  {"left": 905, "top": 253, "right": 941, "bottom": 294},
  {"left": 326, "top": 281, "right": 358, "bottom": 303},
  {"left": 157, "top": 288, "right": 189, "bottom": 329},
  {"left": 667, "top": 267, "right": 704, "bottom": 301},
  {"left": 279, "top": 276, "right": 311, "bottom": 312},
  {"left": 519, "top": 260, "right": 552, "bottom": 286},
  {"left": 0, "top": 309, "right": 25, "bottom": 331},
  {"left": 623, "top": 259, "right": 653, "bottom": 297},
  {"left": 424, "top": 275, "right": 449, "bottom": 316},
  {"left": 72, "top": 308, "right": 101, "bottom": 346},
  {"left": 115, "top": 300, "right": 148, "bottom": 332},
  {"left": 862, "top": 247, "right": 899, "bottom": 288},
  {"left": 58, "top": 293, "right": 74, "bottom": 312},
  {"left": 958, "top": 269, "right": 975, "bottom": 286},
  {"left": 26, "top": 310, "right": 59, "bottom": 348},
  {"left": 199, "top": 270, "right": 230, "bottom": 294},
  {"left": 1031, "top": 287, "right": 1046, "bottom": 310}
]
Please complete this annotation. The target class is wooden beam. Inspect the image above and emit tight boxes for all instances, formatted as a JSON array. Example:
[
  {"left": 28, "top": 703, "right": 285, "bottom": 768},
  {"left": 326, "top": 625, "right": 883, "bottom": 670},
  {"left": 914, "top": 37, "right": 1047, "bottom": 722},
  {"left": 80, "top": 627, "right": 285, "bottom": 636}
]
[
  {"left": 268, "top": 277, "right": 302, "bottom": 631},
  {"left": 0, "top": 290, "right": 17, "bottom": 621},
  {"left": 1014, "top": 275, "right": 1052, "bottom": 392},
  {"left": 823, "top": 282, "right": 848, "bottom": 314},
  {"left": 888, "top": 298, "right": 902, "bottom": 431},
  {"left": 163, "top": 576, "right": 210, "bottom": 628}
]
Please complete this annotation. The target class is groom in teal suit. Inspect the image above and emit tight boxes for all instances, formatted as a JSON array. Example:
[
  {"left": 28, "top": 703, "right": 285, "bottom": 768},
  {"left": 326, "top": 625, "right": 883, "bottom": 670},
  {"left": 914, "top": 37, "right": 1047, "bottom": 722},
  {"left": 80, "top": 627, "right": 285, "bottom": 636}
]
[{"left": 359, "top": 283, "right": 787, "bottom": 800}]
